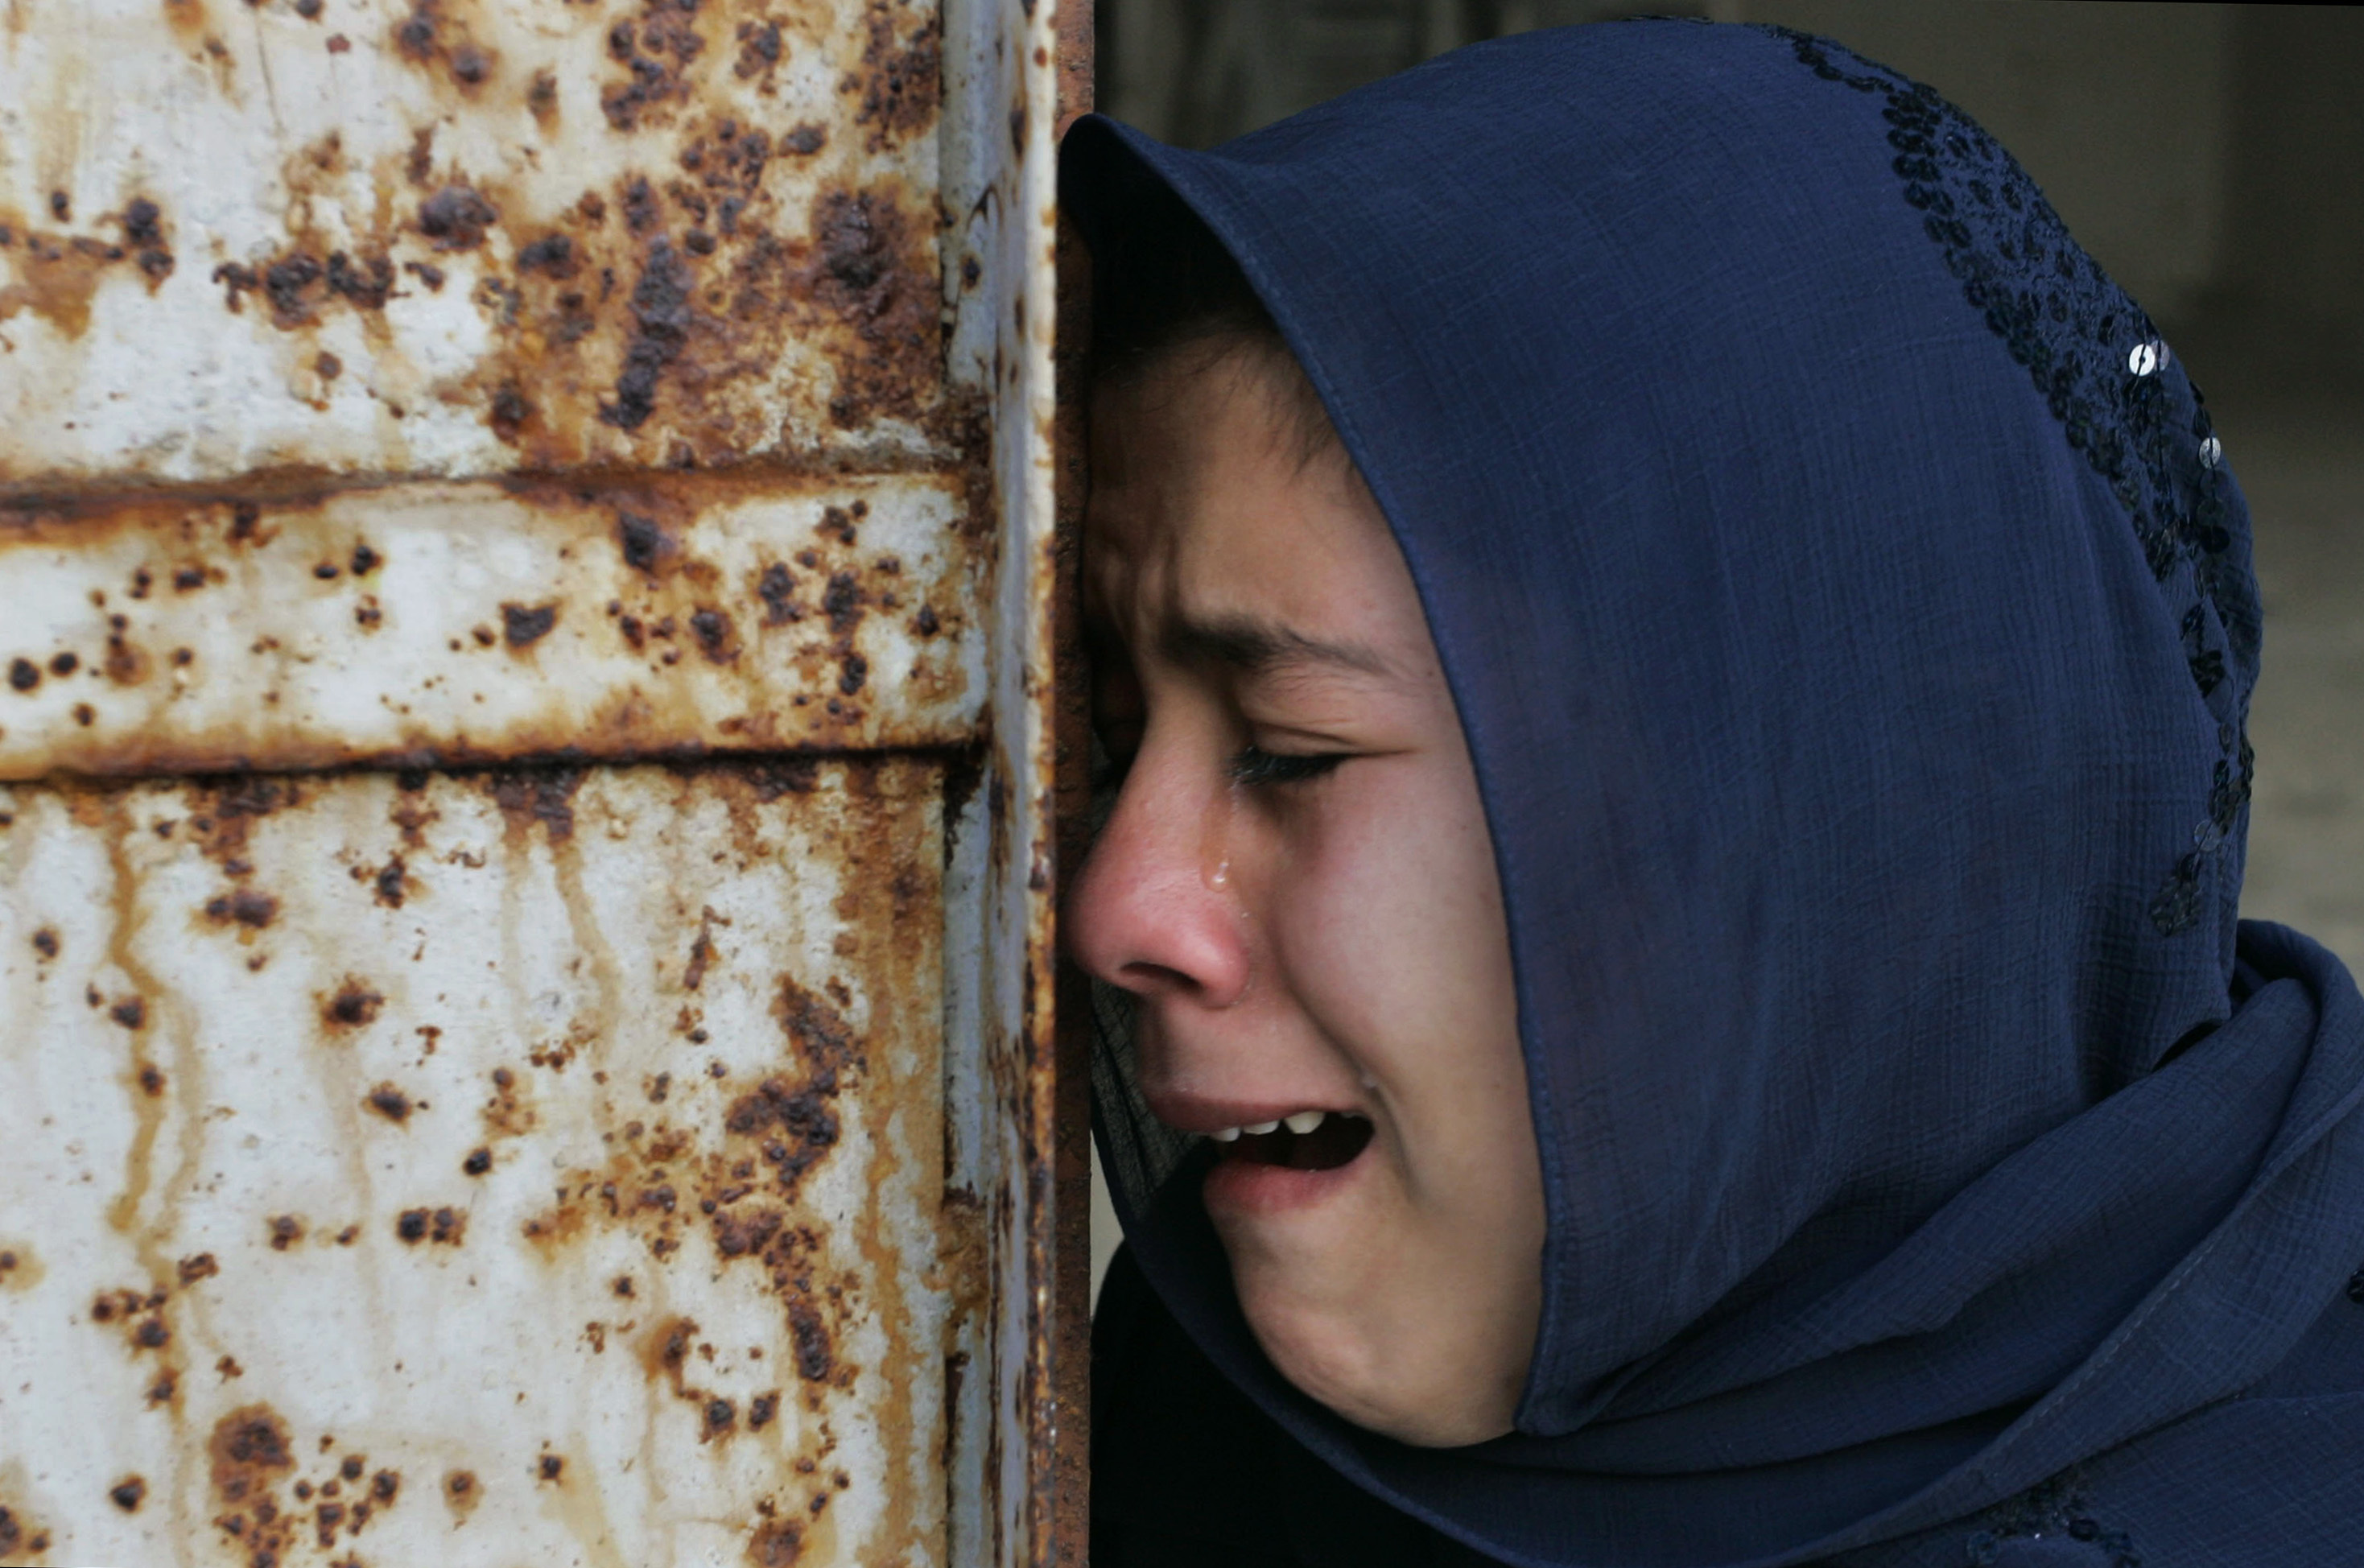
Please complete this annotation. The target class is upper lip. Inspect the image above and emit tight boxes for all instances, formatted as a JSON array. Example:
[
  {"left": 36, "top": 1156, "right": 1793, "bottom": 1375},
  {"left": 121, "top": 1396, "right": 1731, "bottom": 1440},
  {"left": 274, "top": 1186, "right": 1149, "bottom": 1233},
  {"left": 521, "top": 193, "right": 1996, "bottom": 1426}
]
[{"left": 1144, "top": 1089, "right": 1364, "bottom": 1136}]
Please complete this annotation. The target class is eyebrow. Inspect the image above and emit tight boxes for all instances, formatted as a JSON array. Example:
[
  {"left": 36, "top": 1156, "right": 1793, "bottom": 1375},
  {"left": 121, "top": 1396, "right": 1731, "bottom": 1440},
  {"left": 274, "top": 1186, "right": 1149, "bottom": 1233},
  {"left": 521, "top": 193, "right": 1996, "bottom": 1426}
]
[{"left": 1159, "top": 613, "right": 1397, "bottom": 680}]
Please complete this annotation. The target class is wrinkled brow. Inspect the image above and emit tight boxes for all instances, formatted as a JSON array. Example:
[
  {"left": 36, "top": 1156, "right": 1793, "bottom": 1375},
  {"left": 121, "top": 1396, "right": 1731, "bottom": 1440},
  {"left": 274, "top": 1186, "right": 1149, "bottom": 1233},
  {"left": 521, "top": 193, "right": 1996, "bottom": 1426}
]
[{"left": 1160, "top": 613, "right": 1396, "bottom": 680}]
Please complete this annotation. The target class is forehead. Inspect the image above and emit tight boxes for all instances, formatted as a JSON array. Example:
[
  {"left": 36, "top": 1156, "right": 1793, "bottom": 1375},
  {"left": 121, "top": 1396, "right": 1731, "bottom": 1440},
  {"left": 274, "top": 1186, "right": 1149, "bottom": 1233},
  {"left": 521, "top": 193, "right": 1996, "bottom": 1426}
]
[{"left": 1083, "top": 356, "right": 1411, "bottom": 649}]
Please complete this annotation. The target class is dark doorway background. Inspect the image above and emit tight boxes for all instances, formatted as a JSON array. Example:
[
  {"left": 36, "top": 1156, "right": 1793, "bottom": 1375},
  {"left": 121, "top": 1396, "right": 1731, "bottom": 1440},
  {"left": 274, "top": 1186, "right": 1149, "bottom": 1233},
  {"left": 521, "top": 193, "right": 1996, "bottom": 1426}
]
[{"left": 1082, "top": 1, "right": 2364, "bottom": 1295}]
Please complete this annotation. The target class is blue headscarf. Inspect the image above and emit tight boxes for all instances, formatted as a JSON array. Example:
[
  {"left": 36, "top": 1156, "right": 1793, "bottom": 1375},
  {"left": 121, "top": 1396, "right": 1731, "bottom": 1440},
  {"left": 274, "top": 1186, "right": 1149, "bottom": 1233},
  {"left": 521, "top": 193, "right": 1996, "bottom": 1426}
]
[{"left": 1068, "top": 21, "right": 2364, "bottom": 1566}]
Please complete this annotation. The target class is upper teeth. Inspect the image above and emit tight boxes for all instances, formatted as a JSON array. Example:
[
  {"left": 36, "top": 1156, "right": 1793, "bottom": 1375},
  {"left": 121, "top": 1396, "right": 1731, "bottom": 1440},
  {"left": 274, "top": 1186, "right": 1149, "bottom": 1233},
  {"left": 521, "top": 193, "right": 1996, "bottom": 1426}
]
[{"left": 1211, "top": 1110, "right": 1329, "bottom": 1141}]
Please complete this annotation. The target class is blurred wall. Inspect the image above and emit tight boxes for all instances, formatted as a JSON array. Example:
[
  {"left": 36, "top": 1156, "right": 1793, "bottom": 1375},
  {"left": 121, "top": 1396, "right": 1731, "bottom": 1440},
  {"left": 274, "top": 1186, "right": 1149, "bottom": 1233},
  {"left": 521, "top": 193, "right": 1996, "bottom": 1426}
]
[{"left": 1093, "top": 1, "right": 2364, "bottom": 349}]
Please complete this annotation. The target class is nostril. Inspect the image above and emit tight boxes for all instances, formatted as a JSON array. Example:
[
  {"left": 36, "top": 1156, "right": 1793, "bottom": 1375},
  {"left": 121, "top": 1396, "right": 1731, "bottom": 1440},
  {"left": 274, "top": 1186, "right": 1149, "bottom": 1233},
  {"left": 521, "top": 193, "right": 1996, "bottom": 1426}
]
[{"left": 1116, "top": 959, "right": 1199, "bottom": 994}]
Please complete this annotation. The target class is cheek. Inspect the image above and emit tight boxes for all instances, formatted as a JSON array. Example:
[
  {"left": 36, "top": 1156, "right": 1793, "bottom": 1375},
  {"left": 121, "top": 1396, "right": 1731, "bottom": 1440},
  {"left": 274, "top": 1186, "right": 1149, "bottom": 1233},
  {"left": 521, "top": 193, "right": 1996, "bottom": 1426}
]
[{"left": 1265, "top": 761, "right": 1516, "bottom": 1099}]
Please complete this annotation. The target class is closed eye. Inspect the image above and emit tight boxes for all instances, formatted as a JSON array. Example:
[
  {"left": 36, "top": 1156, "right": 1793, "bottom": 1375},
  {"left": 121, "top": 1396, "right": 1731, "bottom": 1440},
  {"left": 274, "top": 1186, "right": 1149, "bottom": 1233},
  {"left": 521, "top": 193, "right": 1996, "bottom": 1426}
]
[{"left": 1227, "top": 745, "right": 1345, "bottom": 787}]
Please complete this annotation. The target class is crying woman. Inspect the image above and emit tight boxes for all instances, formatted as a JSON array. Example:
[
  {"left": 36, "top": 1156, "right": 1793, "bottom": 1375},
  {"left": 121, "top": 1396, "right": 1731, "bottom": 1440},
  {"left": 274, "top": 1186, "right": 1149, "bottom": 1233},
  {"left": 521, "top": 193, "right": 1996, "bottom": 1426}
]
[{"left": 1063, "top": 20, "right": 2364, "bottom": 1568}]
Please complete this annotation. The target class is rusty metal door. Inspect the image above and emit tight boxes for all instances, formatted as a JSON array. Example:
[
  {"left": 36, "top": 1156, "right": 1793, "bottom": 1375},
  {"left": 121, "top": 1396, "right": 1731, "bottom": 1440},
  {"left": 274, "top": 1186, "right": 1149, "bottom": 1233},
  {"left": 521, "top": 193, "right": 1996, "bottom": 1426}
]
[{"left": 0, "top": 2, "right": 1066, "bottom": 1563}]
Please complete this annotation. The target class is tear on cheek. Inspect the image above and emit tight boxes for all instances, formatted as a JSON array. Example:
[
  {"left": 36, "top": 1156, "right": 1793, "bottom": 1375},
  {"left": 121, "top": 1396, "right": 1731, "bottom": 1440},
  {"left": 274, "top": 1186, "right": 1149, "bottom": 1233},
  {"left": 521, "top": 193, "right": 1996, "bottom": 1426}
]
[{"left": 1220, "top": 1115, "right": 1374, "bottom": 1171}]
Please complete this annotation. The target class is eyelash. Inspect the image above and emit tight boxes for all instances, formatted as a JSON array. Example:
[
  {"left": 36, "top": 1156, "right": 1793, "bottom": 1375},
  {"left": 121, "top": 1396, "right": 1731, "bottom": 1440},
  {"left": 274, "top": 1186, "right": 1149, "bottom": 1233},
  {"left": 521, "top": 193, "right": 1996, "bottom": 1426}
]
[{"left": 1227, "top": 745, "right": 1345, "bottom": 787}]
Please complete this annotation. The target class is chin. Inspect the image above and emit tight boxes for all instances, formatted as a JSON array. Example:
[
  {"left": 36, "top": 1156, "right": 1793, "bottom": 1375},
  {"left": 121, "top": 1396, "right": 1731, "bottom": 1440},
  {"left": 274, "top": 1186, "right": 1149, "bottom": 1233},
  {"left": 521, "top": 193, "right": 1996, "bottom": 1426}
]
[{"left": 1232, "top": 1266, "right": 1516, "bottom": 1448}]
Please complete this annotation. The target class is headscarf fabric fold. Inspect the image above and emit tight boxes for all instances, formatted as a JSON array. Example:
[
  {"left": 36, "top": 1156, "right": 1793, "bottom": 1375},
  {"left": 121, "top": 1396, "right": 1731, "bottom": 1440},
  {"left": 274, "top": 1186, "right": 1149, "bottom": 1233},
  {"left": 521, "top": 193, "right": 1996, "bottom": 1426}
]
[{"left": 1066, "top": 22, "right": 2364, "bottom": 1566}]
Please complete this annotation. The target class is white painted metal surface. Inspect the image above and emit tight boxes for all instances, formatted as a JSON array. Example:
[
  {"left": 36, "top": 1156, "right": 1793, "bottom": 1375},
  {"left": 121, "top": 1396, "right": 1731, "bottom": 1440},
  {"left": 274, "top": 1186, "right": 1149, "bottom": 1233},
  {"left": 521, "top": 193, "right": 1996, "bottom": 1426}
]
[
  {"left": 0, "top": 0, "right": 1066, "bottom": 1562},
  {"left": 0, "top": 0, "right": 960, "bottom": 483},
  {"left": 1, "top": 761, "right": 951, "bottom": 1565},
  {"left": 0, "top": 475, "right": 983, "bottom": 776}
]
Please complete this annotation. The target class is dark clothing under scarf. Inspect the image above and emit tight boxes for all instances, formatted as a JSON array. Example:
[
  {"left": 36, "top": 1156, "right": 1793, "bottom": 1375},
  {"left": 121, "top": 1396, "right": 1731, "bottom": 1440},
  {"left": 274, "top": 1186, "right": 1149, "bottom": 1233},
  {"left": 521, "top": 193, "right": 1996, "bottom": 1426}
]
[{"left": 1066, "top": 20, "right": 2364, "bottom": 1568}]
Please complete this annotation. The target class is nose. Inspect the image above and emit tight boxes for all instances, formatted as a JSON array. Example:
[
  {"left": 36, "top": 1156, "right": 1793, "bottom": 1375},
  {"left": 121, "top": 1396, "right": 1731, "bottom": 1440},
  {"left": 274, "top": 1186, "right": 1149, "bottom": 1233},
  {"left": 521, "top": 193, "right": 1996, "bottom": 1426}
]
[{"left": 1064, "top": 739, "right": 1252, "bottom": 1009}]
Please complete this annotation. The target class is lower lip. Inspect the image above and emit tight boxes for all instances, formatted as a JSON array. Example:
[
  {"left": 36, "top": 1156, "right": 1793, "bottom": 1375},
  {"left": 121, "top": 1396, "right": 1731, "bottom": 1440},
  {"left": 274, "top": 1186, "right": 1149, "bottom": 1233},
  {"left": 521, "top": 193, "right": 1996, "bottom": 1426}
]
[{"left": 1201, "top": 1141, "right": 1371, "bottom": 1218}]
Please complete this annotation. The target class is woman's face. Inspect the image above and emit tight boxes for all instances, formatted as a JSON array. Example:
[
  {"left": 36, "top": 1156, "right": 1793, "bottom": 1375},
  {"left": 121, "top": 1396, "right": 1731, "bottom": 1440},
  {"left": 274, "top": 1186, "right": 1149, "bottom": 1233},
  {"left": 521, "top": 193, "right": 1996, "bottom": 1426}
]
[{"left": 1070, "top": 345, "right": 1545, "bottom": 1446}]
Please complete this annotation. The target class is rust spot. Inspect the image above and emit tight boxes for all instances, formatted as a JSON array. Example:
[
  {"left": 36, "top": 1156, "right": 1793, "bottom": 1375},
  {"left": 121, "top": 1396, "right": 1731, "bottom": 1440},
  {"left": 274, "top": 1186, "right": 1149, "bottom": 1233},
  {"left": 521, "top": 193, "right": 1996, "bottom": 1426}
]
[
  {"left": 852, "top": 10, "right": 942, "bottom": 152},
  {"left": 391, "top": 0, "right": 489, "bottom": 85},
  {"left": 758, "top": 561, "right": 798, "bottom": 624},
  {"left": 600, "top": 236, "right": 691, "bottom": 431},
  {"left": 621, "top": 175, "right": 660, "bottom": 235},
  {"left": 0, "top": 1246, "right": 39, "bottom": 1292},
  {"left": 209, "top": 1404, "right": 294, "bottom": 1506},
  {"left": 442, "top": 1468, "right": 481, "bottom": 1522},
  {"left": 0, "top": 1501, "right": 50, "bottom": 1562},
  {"left": 212, "top": 251, "right": 330, "bottom": 324},
  {"left": 489, "top": 385, "right": 533, "bottom": 442},
  {"left": 102, "top": 623, "right": 149, "bottom": 684},
  {"left": 683, "top": 907, "right": 724, "bottom": 990},
  {"left": 323, "top": 979, "right": 384, "bottom": 1029},
  {"left": 138, "top": 1063, "right": 166, "bottom": 1096},
  {"left": 30, "top": 928, "right": 57, "bottom": 959},
  {"left": 712, "top": 1206, "right": 783, "bottom": 1262},
  {"left": 7, "top": 658, "right": 37, "bottom": 691},
  {"left": 788, "top": 1300, "right": 832, "bottom": 1382},
  {"left": 821, "top": 569, "right": 865, "bottom": 634},
  {"left": 398, "top": 1206, "right": 466, "bottom": 1245},
  {"left": 779, "top": 977, "right": 859, "bottom": 1073},
  {"left": 373, "top": 855, "right": 409, "bottom": 907},
  {"left": 639, "top": 1314, "right": 699, "bottom": 1394},
  {"left": 365, "top": 1083, "right": 413, "bottom": 1124},
  {"left": 749, "top": 1391, "right": 778, "bottom": 1429},
  {"left": 178, "top": 1252, "right": 219, "bottom": 1285},
  {"left": 122, "top": 197, "right": 173, "bottom": 283},
  {"left": 701, "top": 1397, "right": 736, "bottom": 1441},
  {"left": 110, "top": 1475, "right": 146, "bottom": 1512},
  {"left": 394, "top": 0, "right": 437, "bottom": 54},
  {"left": 326, "top": 250, "right": 395, "bottom": 309},
  {"left": 601, "top": 0, "right": 706, "bottom": 130},
  {"left": 463, "top": 1146, "right": 492, "bottom": 1176},
  {"left": 488, "top": 767, "right": 583, "bottom": 840},
  {"left": 204, "top": 885, "right": 279, "bottom": 930},
  {"left": 617, "top": 510, "right": 669, "bottom": 572},
  {"left": 538, "top": 1454, "right": 563, "bottom": 1482},
  {"left": 184, "top": 776, "right": 296, "bottom": 872},
  {"left": 724, "top": 1075, "right": 837, "bottom": 1185},
  {"left": 748, "top": 1518, "right": 803, "bottom": 1566},
  {"left": 733, "top": 19, "right": 782, "bottom": 77},
  {"left": 417, "top": 184, "right": 498, "bottom": 251},
  {"left": 48, "top": 650, "right": 79, "bottom": 673},
  {"left": 517, "top": 233, "right": 577, "bottom": 279},
  {"left": 690, "top": 605, "right": 737, "bottom": 662},
  {"left": 316, "top": 350, "right": 342, "bottom": 380},
  {"left": 807, "top": 188, "right": 942, "bottom": 429},
  {"left": 0, "top": 218, "right": 118, "bottom": 339},
  {"left": 110, "top": 997, "right": 146, "bottom": 1030},
  {"left": 501, "top": 600, "right": 559, "bottom": 647},
  {"left": 269, "top": 1215, "right": 304, "bottom": 1251}
]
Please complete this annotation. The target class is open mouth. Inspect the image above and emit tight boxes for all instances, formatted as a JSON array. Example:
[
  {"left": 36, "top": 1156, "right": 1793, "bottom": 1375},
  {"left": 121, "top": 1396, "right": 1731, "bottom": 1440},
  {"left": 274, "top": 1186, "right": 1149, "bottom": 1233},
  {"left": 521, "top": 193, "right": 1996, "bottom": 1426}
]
[{"left": 1209, "top": 1111, "right": 1373, "bottom": 1171}]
